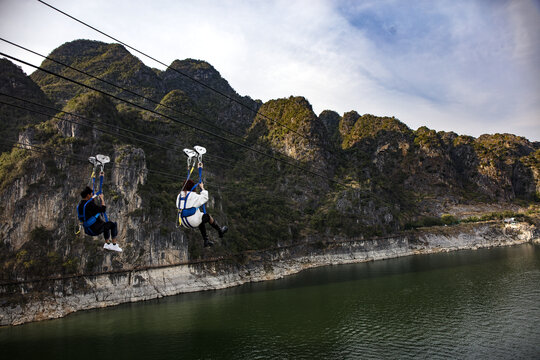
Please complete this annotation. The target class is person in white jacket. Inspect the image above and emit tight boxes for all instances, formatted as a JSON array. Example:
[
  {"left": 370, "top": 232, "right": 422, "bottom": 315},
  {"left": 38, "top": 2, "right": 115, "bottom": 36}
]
[{"left": 177, "top": 174, "right": 228, "bottom": 247}]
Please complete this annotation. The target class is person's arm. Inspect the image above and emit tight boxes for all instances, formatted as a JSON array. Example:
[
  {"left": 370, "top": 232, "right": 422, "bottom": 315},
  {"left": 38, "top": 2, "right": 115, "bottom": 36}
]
[
  {"left": 188, "top": 186, "right": 209, "bottom": 208},
  {"left": 90, "top": 197, "right": 106, "bottom": 213},
  {"left": 189, "top": 164, "right": 209, "bottom": 207}
]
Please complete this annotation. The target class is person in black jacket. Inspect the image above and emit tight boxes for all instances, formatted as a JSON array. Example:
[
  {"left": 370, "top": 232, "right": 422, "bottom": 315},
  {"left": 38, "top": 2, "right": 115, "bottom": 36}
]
[{"left": 78, "top": 185, "right": 122, "bottom": 252}]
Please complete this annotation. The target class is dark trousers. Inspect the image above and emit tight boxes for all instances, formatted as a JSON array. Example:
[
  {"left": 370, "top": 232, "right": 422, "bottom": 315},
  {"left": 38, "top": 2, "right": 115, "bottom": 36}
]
[
  {"left": 91, "top": 221, "right": 118, "bottom": 240},
  {"left": 198, "top": 214, "right": 211, "bottom": 239}
]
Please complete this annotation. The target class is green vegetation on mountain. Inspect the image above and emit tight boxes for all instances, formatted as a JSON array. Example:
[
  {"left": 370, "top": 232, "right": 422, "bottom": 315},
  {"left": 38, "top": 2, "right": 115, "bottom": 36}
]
[
  {"left": 0, "top": 40, "right": 538, "bottom": 282},
  {"left": 342, "top": 114, "right": 412, "bottom": 149},
  {"left": 249, "top": 96, "right": 329, "bottom": 163},
  {"left": 0, "top": 58, "right": 54, "bottom": 152},
  {"left": 30, "top": 40, "right": 163, "bottom": 105}
]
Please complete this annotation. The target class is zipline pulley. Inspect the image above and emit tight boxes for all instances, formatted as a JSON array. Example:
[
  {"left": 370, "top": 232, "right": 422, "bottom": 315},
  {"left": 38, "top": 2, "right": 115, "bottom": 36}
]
[{"left": 178, "top": 145, "right": 206, "bottom": 228}]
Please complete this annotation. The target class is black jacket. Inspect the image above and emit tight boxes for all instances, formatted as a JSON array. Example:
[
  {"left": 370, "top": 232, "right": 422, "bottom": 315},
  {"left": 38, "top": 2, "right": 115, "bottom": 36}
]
[{"left": 78, "top": 198, "right": 106, "bottom": 230}]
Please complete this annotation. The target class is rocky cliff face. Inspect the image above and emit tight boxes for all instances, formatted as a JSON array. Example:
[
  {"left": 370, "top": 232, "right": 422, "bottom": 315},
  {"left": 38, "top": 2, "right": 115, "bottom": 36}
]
[
  {"left": 0, "top": 90, "right": 195, "bottom": 283},
  {"left": 0, "top": 132, "right": 155, "bottom": 277},
  {"left": 0, "top": 39, "right": 539, "bottom": 315},
  {"left": 1, "top": 222, "right": 536, "bottom": 326},
  {"left": 249, "top": 96, "right": 332, "bottom": 167}
]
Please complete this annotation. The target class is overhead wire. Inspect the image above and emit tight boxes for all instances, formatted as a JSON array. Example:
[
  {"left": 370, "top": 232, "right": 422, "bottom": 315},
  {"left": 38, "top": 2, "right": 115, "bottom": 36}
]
[
  {"left": 0, "top": 138, "right": 170, "bottom": 180},
  {"left": 1, "top": 37, "right": 331, "bottom": 175},
  {"left": 0, "top": 94, "right": 315, "bottom": 188},
  {"left": 37, "top": 0, "right": 318, "bottom": 143},
  {"left": 0, "top": 99, "right": 170, "bottom": 154},
  {"left": 0, "top": 37, "right": 249, "bottom": 142},
  {"left": 0, "top": 51, "right": 346, "bottom": 188},
  {"left": 1, "top": 139, "right": 300, "bottom": 201},
  {"left": 36, "top": 0, "right": 343, "bottom": 173},
  {"left": 0, "top": 92, "right": 310, "bottom": 193},
  {"left": 0, "top": 92, "right": 234, "bottom": 166}
]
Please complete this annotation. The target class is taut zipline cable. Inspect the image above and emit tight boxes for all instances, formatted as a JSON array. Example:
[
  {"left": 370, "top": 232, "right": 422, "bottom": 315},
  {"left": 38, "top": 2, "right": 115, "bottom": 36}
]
[
  {"left": 0, "top": 37, "right": 332, "bottom": 174},
  {"left": 0, "top": 51, "right": 346, "bottom": 187},
  {"left": 0, "top": 92, "right": 234, "bottom": 165},
  {"left": 37, "top": 0, "right": 315, "bottom": 143},
  {"left": 0, "top": 37, "right": 249, "bottom": 142},
  {"left": 1, "top": 139, "right": 300, "bottom": 201},
  {"left": 0, "top": 92, "right": 312, "bottom": 192}
]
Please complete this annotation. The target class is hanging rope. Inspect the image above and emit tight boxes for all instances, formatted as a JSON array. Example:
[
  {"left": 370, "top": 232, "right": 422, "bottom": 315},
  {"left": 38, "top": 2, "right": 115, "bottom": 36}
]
[{"left": 178, "top": 147, "right": 207, "bottom": 228}]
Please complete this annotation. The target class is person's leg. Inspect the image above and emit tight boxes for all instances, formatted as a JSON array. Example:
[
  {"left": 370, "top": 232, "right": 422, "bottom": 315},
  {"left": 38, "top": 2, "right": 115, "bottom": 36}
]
[
  {"left": 198, "top": 222, "right": 207, "bottom": 239},
  {"left": 103, "top": 222, "right": 122, "bottom": 252},
  {"left": 199, "top": 214, "right": 213, "bottom": 247},
  {"left": 89, "top": 223, "right": 110, "bottom": 249},
  {"left": 110, "top": 221, "right": 118, "bottom": 242},
  {"left": 103, "top": 224, "right": 111, "bottom": 241},
  {"left": 208, "top": 214, "right": 228, "bottom": 238}
]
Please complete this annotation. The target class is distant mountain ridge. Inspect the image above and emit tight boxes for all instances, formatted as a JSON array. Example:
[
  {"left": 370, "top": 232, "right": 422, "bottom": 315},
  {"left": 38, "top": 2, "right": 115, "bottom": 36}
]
[{"left": 29, "top": 39, "right": 258, "bottom": 132}]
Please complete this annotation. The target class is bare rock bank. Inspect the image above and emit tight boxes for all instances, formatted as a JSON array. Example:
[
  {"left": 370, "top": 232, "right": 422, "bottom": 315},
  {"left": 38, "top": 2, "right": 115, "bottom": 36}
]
[{"left": 1, "top": 222, "right": 537, "bottom": 326}]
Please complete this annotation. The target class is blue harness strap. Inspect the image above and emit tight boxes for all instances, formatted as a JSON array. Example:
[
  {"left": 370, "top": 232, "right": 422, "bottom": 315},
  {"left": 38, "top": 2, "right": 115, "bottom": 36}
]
[
  {"left": 179, "top": 166, "right": 206, "bottom": 228},
  {"left": 98, "top": 174, "right": 108, "bottom": 222},
  {"left": 199, "top": 166, "right": 207, "bottom": 215},
  {"left": 180, "top": 190, "right": 198, "bottom": 229},
  {"left": 77, "top": 163, "right": 110, "bottom": 236},
  {"left": 77, "top": 198, "right": 102, "bottom": 236},
  {"left": 91, "top": 170, "right": 96, "bottom": 195},
  {"left": 92, "top": 173, "right": 109, "bottom": 222}
]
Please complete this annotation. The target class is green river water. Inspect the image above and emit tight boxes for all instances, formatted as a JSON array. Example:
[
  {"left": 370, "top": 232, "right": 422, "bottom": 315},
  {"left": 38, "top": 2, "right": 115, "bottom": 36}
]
[{"left": 1, "top": 244, "right": 539, "bottom": 359}]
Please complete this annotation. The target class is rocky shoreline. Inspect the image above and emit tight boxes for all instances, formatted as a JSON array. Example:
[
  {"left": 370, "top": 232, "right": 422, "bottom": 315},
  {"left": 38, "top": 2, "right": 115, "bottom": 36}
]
[{"left": 1, "top": 221, "right": 537, "bottom": 326}]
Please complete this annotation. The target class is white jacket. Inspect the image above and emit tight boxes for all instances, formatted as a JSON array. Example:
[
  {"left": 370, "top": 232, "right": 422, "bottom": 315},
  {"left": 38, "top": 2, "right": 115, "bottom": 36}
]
[{"left": 176, "top": 190, "right": 208, "bottom": 227}]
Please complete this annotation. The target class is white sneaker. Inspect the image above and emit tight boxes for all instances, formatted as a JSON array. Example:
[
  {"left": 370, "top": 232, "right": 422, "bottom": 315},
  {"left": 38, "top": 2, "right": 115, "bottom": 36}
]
[
  {"left": 110, "top": 243, "right": 123, "bottom": 252},
  {"left": 103, "top": 243, "right": 113, "bottom": 250}
]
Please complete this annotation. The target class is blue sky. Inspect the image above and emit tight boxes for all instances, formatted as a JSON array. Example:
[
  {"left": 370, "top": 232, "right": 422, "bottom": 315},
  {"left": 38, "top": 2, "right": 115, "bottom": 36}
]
[{"left": 1, "top": 0, "right": 539, "bottom": 140}]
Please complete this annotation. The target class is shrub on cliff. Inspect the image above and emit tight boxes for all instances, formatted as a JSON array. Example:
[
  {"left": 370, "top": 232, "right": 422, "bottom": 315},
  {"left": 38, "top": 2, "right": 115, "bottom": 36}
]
[{"left": 441, "top": 214, "right": 459, "bottom": 225}]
